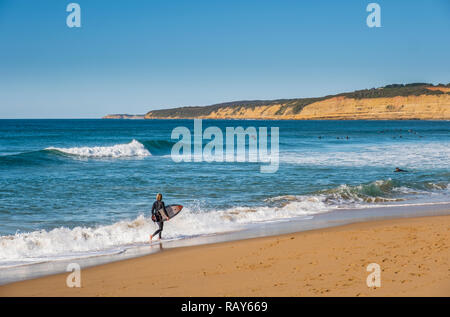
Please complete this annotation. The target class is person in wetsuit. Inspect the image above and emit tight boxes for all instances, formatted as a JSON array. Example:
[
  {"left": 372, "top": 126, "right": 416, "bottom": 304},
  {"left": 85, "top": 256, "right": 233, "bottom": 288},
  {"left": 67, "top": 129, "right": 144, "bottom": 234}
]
[
  {"left": 394, "top": 167, "right": 408, "bottom": 173},
  {"left": 150, "top": 193, "right": 169, "bottom": 241}
]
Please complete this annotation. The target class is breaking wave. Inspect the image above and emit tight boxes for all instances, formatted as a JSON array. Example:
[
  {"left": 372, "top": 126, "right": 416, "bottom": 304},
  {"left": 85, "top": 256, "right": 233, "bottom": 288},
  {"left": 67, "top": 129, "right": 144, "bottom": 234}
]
[
  {"left": 141, "top": 140, "right": 176, "bottom": 155},
  {"left": 1, "top": 179, "right": 448, "bottom": 268},
  {"left": 0, "top": 140, "right": 175, "bottom": 165},
  {"left": 0, "top": 202, "right": 319, "bottom": 268},
  {"left": 268, "top": 179, "right": 449, "bottom": 207},
  {"left": 46, "top": 140, "right": 151, "bottom": 158}
]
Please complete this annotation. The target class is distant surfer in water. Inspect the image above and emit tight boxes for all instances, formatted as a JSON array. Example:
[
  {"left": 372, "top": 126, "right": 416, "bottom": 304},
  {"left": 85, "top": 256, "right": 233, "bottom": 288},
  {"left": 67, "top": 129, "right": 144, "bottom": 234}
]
[
  {"left": 394, "top": 167, "right": 408, "bottom": 173},
  {"left": 150, "top": 193, "right": 169, "bottom": 242}
]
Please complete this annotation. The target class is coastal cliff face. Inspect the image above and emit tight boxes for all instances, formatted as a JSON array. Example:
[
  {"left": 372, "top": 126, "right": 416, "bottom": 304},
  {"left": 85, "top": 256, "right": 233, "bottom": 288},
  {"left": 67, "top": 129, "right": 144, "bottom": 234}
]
[
  {"left": 289, "top": 94, "right": 450, "bottom": 120},
  {"left": 105, "top": 84, "right": 450, "bottom": 120}
]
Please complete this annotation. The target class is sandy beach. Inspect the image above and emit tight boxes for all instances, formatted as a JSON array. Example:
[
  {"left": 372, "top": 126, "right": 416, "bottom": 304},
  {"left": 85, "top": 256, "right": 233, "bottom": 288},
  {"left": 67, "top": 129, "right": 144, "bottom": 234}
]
[{"left": 1, "top": 215, "right": 449, "bottom": 297}]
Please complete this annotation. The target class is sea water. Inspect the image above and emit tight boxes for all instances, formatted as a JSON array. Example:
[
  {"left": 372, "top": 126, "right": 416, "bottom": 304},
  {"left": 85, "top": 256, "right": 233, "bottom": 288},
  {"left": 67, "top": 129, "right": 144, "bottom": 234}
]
[{"left": 0, "top": 119, "right": 449, "bottom": 280}]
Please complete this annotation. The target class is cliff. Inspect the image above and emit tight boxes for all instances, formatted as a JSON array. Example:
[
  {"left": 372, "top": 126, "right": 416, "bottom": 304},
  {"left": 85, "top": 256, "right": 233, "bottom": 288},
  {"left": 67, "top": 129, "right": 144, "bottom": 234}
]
[{"left": 105, "top": 83, "right": 450, "bottom": 120}]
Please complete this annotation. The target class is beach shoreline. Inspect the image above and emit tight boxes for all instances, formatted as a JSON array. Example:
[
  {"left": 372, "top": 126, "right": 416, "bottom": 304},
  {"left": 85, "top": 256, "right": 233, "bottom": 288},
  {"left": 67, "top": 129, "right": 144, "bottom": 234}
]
[{"left": 1, "top": 214, "right": 448, "bottom": 297}]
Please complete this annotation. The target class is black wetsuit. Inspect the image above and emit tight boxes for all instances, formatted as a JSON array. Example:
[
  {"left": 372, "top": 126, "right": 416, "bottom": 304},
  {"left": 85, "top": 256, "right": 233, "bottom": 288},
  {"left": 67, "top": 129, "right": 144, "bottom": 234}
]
[{"left": 151, "top": 200, "right": 168, "bottom": 239}]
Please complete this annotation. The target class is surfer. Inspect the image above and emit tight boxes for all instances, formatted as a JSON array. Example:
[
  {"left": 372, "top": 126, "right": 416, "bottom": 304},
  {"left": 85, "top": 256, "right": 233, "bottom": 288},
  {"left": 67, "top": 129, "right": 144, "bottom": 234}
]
[
  {"left": 394, "top": 167, "right": 408, "bottom": 173},
  {"left": 150, "top": 193, "right": 169, "bottom": 241}
]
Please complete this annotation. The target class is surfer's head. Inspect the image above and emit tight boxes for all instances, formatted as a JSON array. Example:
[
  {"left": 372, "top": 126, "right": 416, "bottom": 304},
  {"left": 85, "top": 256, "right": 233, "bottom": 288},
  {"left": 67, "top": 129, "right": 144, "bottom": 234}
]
[{"left": 156, "top": 193, "right": 162, "bottom": 201}]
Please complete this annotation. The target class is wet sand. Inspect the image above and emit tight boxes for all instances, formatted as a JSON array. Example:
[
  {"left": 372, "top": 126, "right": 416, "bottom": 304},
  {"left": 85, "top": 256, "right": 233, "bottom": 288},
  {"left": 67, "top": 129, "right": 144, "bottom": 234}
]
[{"left": 1, "top": 215, "right": 449, "bottom": 297}]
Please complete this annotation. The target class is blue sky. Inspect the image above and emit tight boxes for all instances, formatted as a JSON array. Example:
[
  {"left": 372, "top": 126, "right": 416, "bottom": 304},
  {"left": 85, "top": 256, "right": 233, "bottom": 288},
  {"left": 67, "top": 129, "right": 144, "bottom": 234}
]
[{"left": 0, "top": 0, "right": 449, "bottom": 118}]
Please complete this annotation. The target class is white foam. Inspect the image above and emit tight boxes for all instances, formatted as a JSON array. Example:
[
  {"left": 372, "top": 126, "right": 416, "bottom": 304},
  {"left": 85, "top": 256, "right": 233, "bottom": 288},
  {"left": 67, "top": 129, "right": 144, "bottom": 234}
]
[
  {"left": 1, "top": 179, "right": 448, "bottom": 268},
  {"left": 0, "top": 200, "right": 328, "bottom": 267},
  {"left": 46, "top": 140, "right": 151, "bottom": 158},
  {"left": 281, "top": 142, "right": 450, "bottom": 168}
]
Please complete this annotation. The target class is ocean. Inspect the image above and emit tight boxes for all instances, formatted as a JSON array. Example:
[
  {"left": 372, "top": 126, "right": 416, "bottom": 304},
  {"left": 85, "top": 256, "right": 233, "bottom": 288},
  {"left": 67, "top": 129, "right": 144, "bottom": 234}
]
[{"left": 0, "top": 119, "right": 449, "bottom": 281}]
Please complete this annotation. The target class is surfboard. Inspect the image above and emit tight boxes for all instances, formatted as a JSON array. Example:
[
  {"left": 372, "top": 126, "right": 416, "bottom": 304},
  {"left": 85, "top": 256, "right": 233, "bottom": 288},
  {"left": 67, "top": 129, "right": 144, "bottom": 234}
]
[{"left": 152, "top": 204, "right": 183, "bottom": 222}]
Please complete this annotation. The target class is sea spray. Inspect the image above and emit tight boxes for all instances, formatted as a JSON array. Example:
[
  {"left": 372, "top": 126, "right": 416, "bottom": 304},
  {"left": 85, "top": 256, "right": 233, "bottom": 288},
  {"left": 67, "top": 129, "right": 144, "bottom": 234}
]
[
  {"left": 3, "top": 178, "right": 449, "bottom": 267},
  {"left": 46, "top": 140, "right": 151, "bottom": 158}
]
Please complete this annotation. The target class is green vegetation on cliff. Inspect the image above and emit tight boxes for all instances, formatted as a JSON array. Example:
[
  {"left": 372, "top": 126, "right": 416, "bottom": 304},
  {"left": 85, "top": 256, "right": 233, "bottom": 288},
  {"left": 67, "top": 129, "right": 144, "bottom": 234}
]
[
  {"left": 104, "top": 83, "right": 450, "bottom": 119},
  {"left": 143, "top": 83, "right": 449, "bottom": 118}
]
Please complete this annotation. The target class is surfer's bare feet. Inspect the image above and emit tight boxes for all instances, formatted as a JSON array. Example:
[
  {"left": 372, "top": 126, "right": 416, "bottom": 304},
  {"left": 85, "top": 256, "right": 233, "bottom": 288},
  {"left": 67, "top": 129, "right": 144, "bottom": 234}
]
[{"left": 149, "top": 234, "right": 153, "bottom": 242}]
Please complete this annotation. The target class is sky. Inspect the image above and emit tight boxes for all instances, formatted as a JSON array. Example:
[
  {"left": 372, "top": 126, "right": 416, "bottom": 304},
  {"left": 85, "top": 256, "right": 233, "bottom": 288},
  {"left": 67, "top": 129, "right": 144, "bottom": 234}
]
[{"left": 0, "top": 0, "right": 449, "bottom": 118}]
